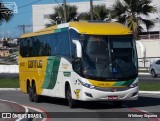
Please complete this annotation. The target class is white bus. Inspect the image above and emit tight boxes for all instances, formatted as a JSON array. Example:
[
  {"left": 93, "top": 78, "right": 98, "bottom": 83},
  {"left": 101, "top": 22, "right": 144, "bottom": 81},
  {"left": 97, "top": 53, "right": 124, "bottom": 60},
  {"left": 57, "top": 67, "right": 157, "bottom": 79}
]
[{"left": 19, "top": 21, "right": 138, "bottom": 108}]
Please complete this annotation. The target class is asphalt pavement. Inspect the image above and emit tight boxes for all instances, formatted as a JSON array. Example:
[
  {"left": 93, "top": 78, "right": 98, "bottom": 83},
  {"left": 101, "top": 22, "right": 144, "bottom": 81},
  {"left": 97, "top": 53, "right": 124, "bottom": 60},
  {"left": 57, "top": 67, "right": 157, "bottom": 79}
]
[
  {"left": 138, "top": 74, "right": 160, "bottom": 83},
  {"left": 0, "top": 73, "right": 18, "bottom": 78},
  {"left": 0, "top": 73, "right": 160, "bottom": 121},
  {"left": 0, "top": 90, "right": 160, "bottom": 121}
]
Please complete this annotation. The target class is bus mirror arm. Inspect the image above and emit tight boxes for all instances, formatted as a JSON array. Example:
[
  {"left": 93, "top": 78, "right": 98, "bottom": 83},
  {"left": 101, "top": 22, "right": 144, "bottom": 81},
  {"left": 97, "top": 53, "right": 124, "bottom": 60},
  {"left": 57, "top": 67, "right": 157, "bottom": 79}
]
[
  {"left": 72, "top": 39, "right": 82, "bottom": 58},
  {"left": 73, "top": 57, "right": 81, "bottom": 63}
]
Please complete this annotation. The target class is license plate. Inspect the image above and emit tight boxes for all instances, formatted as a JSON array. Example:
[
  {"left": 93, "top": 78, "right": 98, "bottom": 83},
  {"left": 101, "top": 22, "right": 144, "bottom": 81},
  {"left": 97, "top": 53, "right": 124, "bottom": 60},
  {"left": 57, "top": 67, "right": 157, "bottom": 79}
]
[{"left": 107, "top": 96, "right": 118, "bottom": 100}]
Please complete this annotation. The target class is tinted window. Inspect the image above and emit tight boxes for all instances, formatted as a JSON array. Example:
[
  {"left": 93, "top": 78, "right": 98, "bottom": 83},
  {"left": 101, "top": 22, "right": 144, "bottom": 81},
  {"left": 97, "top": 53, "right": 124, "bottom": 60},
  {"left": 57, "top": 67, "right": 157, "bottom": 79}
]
[
  {"left": 156, "top": 60, "right": 160, "bottom": 64},
  {"left": 20, "top": 31, "right": 70, "bottom": 58}
]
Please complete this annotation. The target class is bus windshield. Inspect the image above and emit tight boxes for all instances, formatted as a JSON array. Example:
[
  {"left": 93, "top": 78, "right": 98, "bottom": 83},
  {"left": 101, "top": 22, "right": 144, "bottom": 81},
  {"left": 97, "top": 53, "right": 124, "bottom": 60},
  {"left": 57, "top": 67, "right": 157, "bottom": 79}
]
[{"left": 81, "top": 35, "right": 138, "bottom": 80}]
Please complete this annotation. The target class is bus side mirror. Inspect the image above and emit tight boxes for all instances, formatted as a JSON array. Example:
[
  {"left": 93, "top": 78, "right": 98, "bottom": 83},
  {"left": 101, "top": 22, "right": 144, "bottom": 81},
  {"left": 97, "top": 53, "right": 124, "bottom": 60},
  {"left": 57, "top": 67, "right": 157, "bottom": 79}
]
[{"left": 72, "top": 39, "right": 82, "bottom": 58}]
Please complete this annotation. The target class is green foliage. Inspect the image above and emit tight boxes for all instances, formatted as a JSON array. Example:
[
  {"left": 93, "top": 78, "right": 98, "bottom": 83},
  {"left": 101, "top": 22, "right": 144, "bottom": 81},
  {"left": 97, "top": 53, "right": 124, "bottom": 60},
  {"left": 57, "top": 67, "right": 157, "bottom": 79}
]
[
  {"left": 45, "top": 1, "right": 157, "bottom": 39},
  {"left": 111, "top": 0, "right": 157, "bottom": 39},
  {"left": 140, "top": 82, "right": 160, "bottom": 91},
  {"left": 46, "top": 4, "right": 78, "bottom": 27},
  {"left": 79, "top": 5, "right": 110, "bottom": 21},
  {"left": 0, "top": 2, "right": 14, "bottom": 25}
]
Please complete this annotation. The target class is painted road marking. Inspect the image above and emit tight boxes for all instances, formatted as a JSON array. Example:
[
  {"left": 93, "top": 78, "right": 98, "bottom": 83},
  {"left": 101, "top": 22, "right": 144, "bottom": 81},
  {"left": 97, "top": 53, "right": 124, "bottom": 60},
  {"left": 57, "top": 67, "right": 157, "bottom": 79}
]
[
  {"left": 22, "top": 104, "right": 50, "bottom": 121},
  {"left": 0, "top": 99, "right": 49, "bottom": 121},
  {"left": 123, "top": 105, "right": 160, "bottom": 121},
  {"left": 0, "top": 99, "right": 28, "bottom": 121}
]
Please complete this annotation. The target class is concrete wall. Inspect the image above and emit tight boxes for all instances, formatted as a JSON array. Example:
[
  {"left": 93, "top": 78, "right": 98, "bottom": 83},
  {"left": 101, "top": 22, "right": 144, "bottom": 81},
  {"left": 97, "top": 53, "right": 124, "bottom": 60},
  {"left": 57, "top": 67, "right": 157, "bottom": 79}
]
[
  {"left": 32, "top": 0, "right": 117, "bottom": 32},
  {"left": 0, "top": 65, "right": 19, "bottom": 73},
  {"left": 32, "top": 0, "right": 160, "bottom": 32},
  {"left": 136, "top": 39, "right": 160, "bottom": 67}
]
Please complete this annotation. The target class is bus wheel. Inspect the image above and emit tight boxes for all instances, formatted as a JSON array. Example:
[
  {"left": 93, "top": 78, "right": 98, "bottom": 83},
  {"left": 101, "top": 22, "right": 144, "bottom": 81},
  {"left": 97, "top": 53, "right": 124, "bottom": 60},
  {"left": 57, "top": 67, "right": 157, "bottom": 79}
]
[
  {"left": 32, "top": 84, "right": 40, "bottom": 103},
  {"left": 28, "top": 87, "right": 34, "bottom": 102},
  {"left": 113, "top": 101, "right": 122, "bottom": 107},
  {"left": 66, "top": 86, "right": 76, "bottom": 108}
]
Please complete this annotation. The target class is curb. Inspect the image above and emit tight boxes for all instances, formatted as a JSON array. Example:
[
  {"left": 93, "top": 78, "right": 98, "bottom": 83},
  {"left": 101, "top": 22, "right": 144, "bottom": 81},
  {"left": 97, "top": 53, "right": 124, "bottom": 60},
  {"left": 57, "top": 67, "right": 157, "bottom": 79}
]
[
  {"left": 0, "top": 88, "right": 20, "bottom": 91},
  {"left": 139, "top": 91, "right": 160, "bottom": 94},
  {"left": 138, "top": 73, "right": 150, "bottom": 75},
  {"left": 0, "top": 99, "right": 28, "bottom": 121}
]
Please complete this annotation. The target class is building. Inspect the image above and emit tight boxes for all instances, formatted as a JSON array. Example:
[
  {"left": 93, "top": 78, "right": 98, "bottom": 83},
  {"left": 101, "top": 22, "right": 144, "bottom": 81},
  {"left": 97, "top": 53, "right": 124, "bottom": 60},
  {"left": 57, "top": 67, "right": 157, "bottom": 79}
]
[
  {"left": 32, "top": 0, "right": 160, "bottom": 37},
  {"left": 0, "top": 49, "right": 10, "bottom": 57},
  {"left": 136, "top": 39, "right": 160, "bottom": 67},
  {"left": 32, "top": 0, "right": 115, "bottom": 31}
]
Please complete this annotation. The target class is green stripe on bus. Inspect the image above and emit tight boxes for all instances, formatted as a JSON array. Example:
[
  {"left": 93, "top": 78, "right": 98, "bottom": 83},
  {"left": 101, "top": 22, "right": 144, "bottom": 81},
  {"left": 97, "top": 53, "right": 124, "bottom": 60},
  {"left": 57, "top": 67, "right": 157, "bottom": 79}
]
[
  {"left": 113, "top": 79, "right": 135, "bottom": 86},
  {"left": 42, "top": 56, "right": 61, "bottom": 89},
  {"left": 113, "top": 81, "right": 126, "bottom": 86},
  {"left": 54, "top": 28, "right": 68, "bottom": 33},
  {"left": 122, "top": 79, "right": 135, "bottom": 86}
]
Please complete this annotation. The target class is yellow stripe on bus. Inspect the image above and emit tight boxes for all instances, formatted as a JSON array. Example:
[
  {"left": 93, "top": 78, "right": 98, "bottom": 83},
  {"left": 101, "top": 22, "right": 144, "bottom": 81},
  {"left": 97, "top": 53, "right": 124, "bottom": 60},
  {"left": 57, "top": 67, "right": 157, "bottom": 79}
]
[{"left": 88, "top": 79, "right": 116, "bottom": 88}]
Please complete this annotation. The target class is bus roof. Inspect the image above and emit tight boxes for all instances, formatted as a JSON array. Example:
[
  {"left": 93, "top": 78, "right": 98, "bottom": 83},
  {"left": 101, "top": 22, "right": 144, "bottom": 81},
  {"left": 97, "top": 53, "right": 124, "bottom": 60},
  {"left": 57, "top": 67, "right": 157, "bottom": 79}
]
[{"left": 20, "top": 21, "right": 132, "bottom": 38}]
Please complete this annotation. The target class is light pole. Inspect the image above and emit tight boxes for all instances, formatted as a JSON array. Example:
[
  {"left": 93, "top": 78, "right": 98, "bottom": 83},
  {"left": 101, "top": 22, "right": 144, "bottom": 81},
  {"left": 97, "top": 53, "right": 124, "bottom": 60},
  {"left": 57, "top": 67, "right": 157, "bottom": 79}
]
[
  {"left": 159, "top": 3, "right": 160, "bottom": 40},
  {"left": 90, "top": 0, "right": 93, "bottom": 20},
  {"left": 63, "top": 0, "right": 67, "bottom": 23},
  {"left": 156, "top": 17, "right": 160, "bottom": 39}
]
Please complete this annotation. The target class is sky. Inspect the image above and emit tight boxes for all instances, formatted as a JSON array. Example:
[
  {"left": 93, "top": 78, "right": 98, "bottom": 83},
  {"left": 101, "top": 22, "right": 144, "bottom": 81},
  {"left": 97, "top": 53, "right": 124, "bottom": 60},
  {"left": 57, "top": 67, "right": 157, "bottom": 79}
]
[
  {"left": 0, "top": 0, "right": 88, "bottom": 38},
  {"left": 1, "top": 0, "right": 159, "bottom": 38}
]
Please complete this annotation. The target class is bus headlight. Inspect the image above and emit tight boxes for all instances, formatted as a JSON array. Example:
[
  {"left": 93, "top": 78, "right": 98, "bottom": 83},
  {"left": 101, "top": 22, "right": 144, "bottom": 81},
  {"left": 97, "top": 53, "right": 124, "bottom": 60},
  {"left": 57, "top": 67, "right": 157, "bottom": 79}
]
[
  {"left": 129, "top": 82, "right": 138, "bottom": 88},
  {"left": 78, "top": 79, "right": 95, "bottom": 89}
]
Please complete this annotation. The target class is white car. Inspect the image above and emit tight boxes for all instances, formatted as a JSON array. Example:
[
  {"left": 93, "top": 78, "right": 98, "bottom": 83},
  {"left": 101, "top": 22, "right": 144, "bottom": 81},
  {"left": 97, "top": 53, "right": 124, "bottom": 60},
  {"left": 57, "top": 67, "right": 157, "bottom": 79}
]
[{"left": 149, "top": 60, "right": 160, "bottom": 77}]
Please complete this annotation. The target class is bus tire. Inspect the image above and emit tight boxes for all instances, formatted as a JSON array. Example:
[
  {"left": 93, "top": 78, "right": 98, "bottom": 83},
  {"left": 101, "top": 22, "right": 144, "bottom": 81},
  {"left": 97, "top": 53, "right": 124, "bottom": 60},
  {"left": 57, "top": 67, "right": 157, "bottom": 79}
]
[
  {"left": 27, "top": 82, "right": 30, "bottom": 94},
  {"left": 113, "top": 101, "right": 122, "bottom": 107},
  {"left": 66, "top": 86, "right": 76, "bottom": 108},
  {"left": 32, "top": 84, "right": 40, "bottom": 103},
  {"left": 28, "top": 87, "right": 34, "bottom": 102}
]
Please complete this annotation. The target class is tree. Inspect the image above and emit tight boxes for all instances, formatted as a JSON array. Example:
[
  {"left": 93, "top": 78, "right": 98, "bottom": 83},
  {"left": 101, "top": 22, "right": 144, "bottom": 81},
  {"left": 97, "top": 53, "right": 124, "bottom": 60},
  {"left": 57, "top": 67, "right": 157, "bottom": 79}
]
[
  {"left": 0, "top": 2, "right": 13, "bottom": 25},
  {"left": 46, "top": 4, "right": 78, "bottom": 27},
  {"left": 111, "top": 0, "right": 157, "bottom": 39},
  {"left": 79, "top": 5, "right": 110, "bottom": 21}
]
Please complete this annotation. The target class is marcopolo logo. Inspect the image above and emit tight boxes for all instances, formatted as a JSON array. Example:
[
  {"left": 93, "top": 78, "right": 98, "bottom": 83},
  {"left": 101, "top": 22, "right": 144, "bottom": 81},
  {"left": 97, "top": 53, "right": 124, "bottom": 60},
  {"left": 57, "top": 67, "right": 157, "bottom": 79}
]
[{"left": 0, "top": 2, "right": 18, "bottom": 14}]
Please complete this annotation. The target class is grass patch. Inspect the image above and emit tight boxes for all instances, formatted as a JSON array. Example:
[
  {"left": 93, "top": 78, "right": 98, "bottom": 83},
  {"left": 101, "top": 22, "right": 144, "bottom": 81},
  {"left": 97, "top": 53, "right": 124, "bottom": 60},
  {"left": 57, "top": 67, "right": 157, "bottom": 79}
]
[
  {"left": 0, "top": 78, "right": 159, "bottom": 91},
  {"left": 139, "top": 82, "right": 160, "bottom": 91},
  {"left": 0, "top": 78, "right": 19, "bottom": 88}
]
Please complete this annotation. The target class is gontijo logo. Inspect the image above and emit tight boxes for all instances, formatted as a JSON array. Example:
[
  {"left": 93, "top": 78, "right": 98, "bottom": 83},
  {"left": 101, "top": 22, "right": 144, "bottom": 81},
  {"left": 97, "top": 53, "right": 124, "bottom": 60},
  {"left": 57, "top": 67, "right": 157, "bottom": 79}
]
[{"left": 0, "top": 2, "right": 18, "bottom": 14}]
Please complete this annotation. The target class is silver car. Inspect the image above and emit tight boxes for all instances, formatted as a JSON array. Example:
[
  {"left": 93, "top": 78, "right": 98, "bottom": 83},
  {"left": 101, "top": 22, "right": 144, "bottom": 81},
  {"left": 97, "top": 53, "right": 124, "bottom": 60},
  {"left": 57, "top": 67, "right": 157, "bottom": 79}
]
[{"left": 149, "top": 60, "right": 160, "bottom": 77}]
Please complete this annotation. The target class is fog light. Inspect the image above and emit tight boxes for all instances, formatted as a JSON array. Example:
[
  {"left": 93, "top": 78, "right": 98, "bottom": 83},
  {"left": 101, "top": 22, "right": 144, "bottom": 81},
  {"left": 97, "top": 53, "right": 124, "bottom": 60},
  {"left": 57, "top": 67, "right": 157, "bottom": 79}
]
[
  {"left": 132, "top": 91, "right": 138, "bottom": 97},
  {"left": 85, "top": 92, "right": 93, "bottom": 98}
]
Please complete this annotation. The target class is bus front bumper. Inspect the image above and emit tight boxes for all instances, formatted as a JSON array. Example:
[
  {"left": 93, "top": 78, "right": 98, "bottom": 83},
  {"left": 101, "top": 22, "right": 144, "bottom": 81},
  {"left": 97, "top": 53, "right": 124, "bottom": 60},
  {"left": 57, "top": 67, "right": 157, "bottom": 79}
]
[{"left": 80, "top": 86, "right": 138, "bottom": 101}]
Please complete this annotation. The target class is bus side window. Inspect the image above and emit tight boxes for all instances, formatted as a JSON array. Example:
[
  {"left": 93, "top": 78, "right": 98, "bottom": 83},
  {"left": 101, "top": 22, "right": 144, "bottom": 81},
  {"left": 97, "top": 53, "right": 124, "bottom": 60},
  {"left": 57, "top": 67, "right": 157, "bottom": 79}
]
[
  {"left": 53, "top": 33, "right": 59, "bottom": 55},
  {"left": 24, "top": 39, "right": 27, "bottom": 57},
  {"left": 20, "top": 39, "right": 24, "bottom": 57},
  {"left": 57, "top": 32, "right": 70, "bottom": 58},
  {"left": 26, "top": 38, "right": 33, "bottom": 57},
  {"left": 32, "top": 37, "right": 37, "bottom": 56}
]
